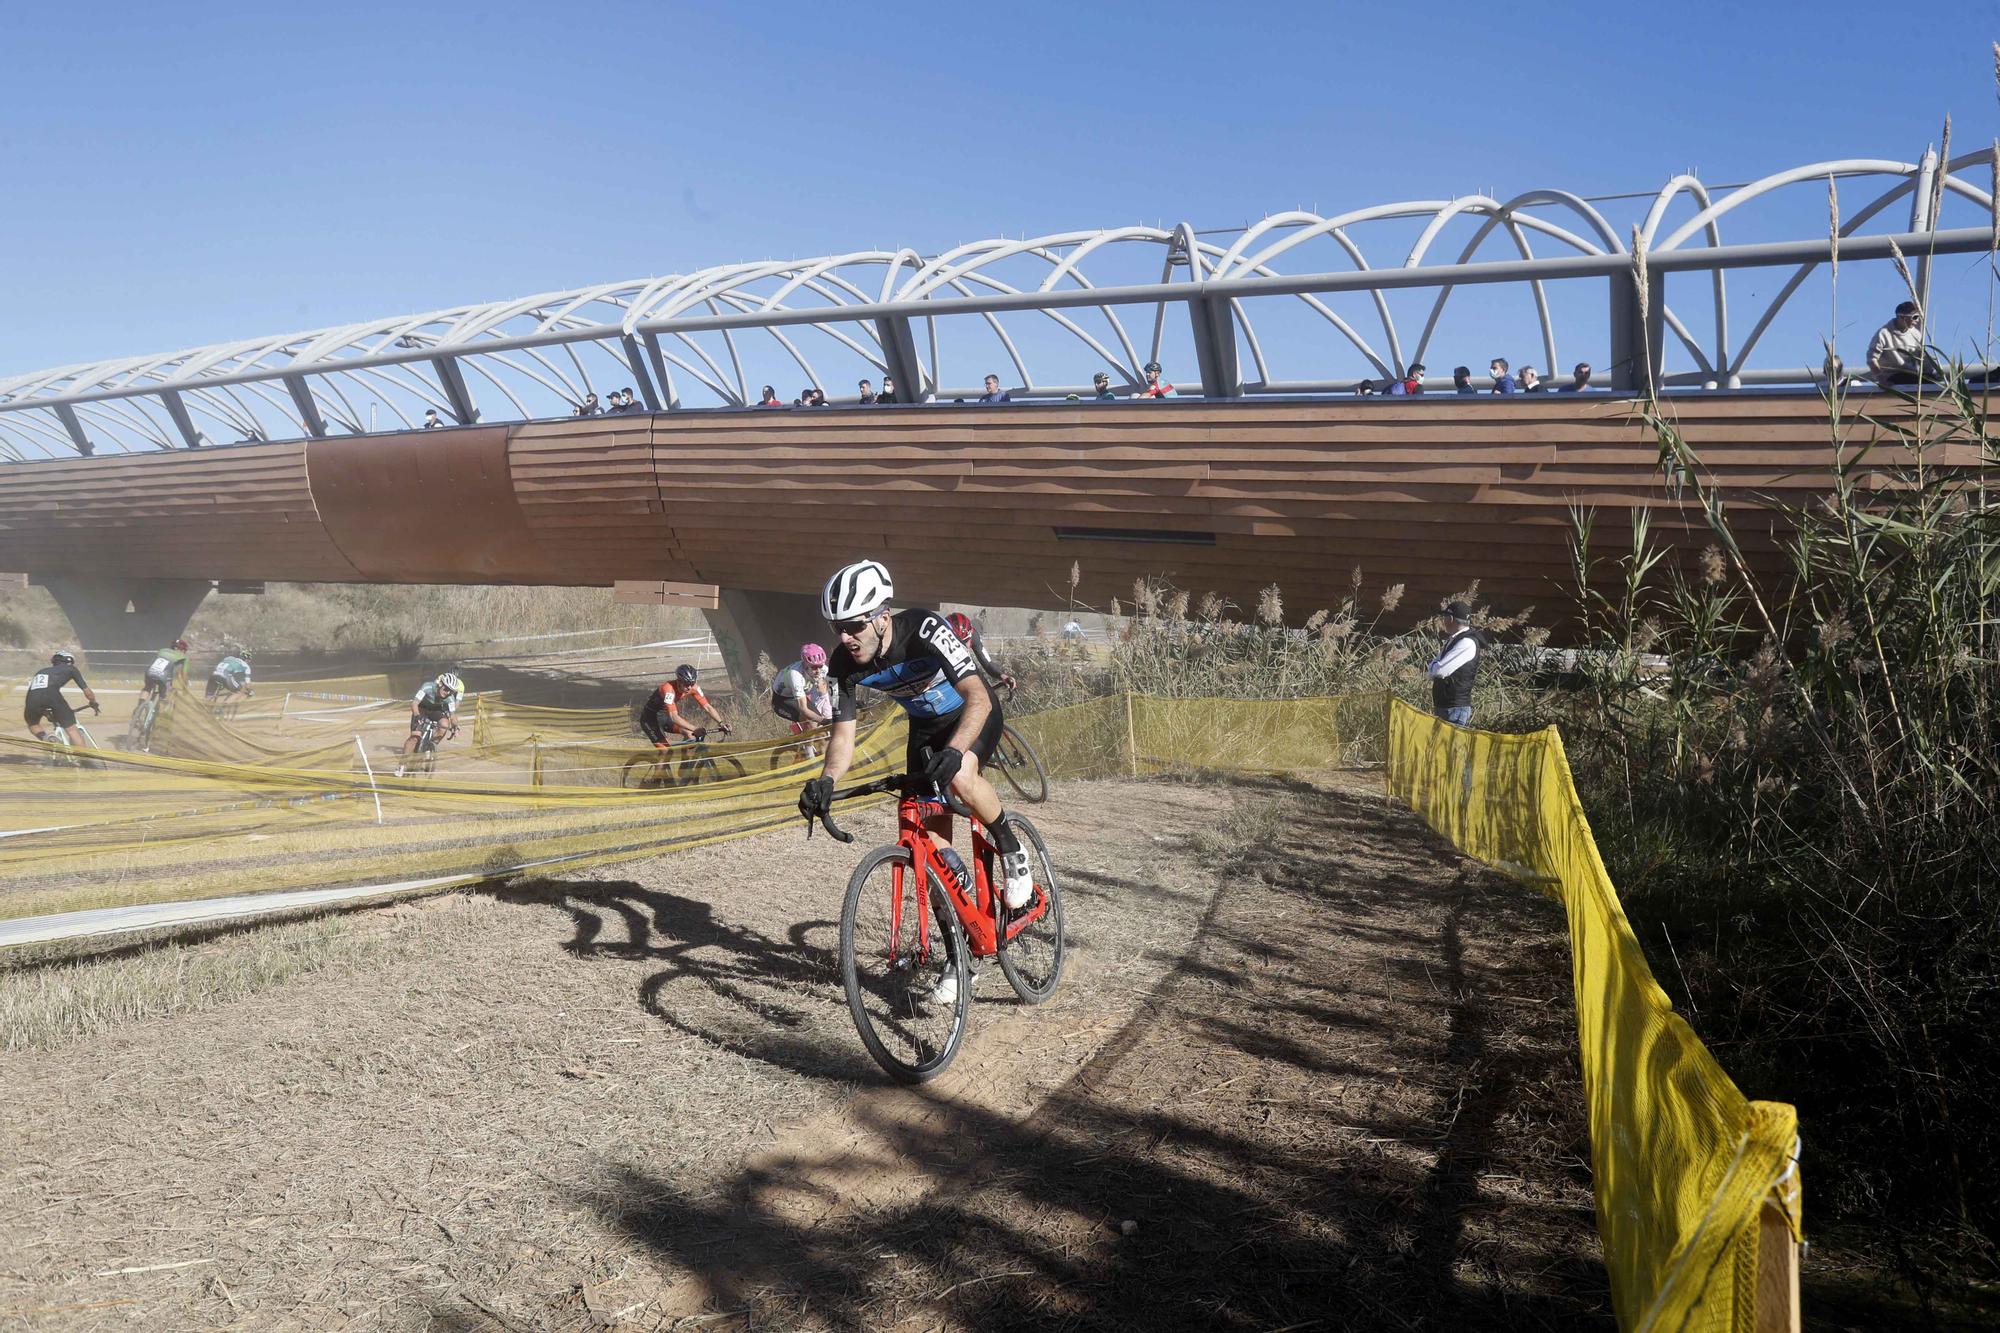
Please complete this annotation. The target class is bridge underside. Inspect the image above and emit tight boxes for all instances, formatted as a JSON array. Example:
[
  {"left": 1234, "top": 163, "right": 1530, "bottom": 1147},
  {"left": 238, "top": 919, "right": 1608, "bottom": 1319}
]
[{"left": 0, "top": 397, "right": 1967, "bottom": 661}]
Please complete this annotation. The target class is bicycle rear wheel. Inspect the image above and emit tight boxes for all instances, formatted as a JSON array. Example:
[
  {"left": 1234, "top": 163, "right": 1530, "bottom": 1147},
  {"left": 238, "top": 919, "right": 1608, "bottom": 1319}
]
[
  {"left": 992, "top": 725, "right": 1050, "bottom": 804},
  {"left": 840, "top": 844, "right": 971, "bottom": 1084},
  {"left": 993, "top": 813, "right": 1065, "bottom": 1004},
  {"left": 129, "top": 697, "right": 156, "bottom": 751}
]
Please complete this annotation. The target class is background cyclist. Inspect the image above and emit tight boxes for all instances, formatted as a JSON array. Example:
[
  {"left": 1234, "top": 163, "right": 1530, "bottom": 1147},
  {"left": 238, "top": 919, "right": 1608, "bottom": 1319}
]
[
  {"left": 24, "top": 650, "right": 100, "bottom": 746},
  {"left": 207, "top": 649, "right": 253, "bottom": 702},
  {"left": 771, "top": 643, "right": 836, "bottom": 735},
  {"left": 945, "top": 612, "right": 1017, "bottom": 692},
  {"left": 140, "top": 638, "right": 190, "bottom": 702},
  {"left": 639, "top": 664, "right": 732, "bottom": 748},
  {"left": 799, "top": 560, "right": 1036, "bottom": 1000},
  {"left": 398, "top": 672, "right": 463, "bottom": 774}
]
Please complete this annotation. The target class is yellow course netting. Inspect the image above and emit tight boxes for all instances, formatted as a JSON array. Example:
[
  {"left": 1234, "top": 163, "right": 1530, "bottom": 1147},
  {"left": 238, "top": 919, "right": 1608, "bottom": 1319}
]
[
  {"left": 1004, "top": 691, "right": 1384, "bottom": 779},
  {"left": 0, "top": 706, "right": 906, "bottom": 924},
  {"left": 1384, "top": 696, "right": 1800, "bottom": 1332}
]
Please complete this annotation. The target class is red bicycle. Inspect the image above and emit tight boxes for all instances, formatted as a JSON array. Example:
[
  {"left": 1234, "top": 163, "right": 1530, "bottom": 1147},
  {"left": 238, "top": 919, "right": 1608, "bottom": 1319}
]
[{"left": 808, "top": 774, "right": 1066, "bottom": 1083}]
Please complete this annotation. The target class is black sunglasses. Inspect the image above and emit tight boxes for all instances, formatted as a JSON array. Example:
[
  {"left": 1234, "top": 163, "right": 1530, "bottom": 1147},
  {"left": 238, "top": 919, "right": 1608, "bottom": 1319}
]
[{"left": 830, "top": 617, "right": 870, "bottom": 636}]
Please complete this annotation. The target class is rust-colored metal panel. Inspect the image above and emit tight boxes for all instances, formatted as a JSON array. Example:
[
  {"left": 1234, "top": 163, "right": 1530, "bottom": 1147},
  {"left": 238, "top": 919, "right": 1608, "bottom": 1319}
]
[{"left": 305, "top": 428, "right": 554, "bottom": 582}]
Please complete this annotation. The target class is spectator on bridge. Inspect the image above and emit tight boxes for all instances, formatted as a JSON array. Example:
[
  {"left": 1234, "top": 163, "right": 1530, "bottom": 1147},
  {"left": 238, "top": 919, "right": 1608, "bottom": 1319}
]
[
  {"left": 1354, "top": 379, "right": 1379, "bottom": 396},
  {"left": 879, "top": 376, "right": 898, "bottom": 404},
  {"left": 756, "top": 385, "right": 784, "bottom": 407},
  {"left": 1559, "top": 362, "right": 1593, "bottom": 393},
  {"left": 422, "top": 409, "right": 444, "bottom": 429},
  {"left": 1518, "top": 365, "right": 1545, "bottom": 392},
  {"left": 1868, "top": 301, "right": 1942, "bottom": 388},
  {"left": 1135, "top": 361, "right": 1175, "bottom": 398},
  {"left": 574, "top": 392, "right": 602, "bottom": 417},
  {"left": 1453, "top": 366, "right": 1477, "bottom": 394},
  {"left": 857, "top": 379, "right": 877, "bottom": 405},
  {"left": 1427, "top": 601, "right": 1484, "bottom": 727},
  {"left": 1092, "top": 371, "right": 1117, "bottom": 400},
  {"left": 1489, "top": 358, "right": 1517, "bottom": 394},
  {"left": 978, "top": 374, "right": 1012, "bottom": 404},
  {"left": 1386, "top": 362, "right": 1426, "bottom": 396}
]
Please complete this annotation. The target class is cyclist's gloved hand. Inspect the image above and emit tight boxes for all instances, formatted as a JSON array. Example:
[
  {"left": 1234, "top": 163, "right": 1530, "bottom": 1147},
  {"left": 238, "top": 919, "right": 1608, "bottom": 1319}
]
[
  {"left": 718, "top": 723, "right": 733, "bottom": 735},
  {"left": 692, "top": 729, "right": 707, "bottom": 743},
  {"left": 799, "top": 776, "right": 834, "bottom": 819},
  {"left": 923, "top": 745, "right": 963, "bottom": 793},
  {"left": 88, "top": 701, "right": 101, "bottom": 714}
]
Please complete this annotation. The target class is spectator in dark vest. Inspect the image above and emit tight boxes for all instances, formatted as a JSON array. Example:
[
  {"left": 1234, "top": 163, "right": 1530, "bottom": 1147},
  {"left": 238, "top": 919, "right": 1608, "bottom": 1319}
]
[
  {"left": 574, "top": 392, "right": 602, "bottom": 417},
  {"left": 1427, "top": 601, "right": 1483, "bottom": 726},
  {"left": 422, "top": 409, "right": 444, "bottom": 429},
  {"left": 1453, "top": 366, "right": 1477, "bottom": 395},
  {"left": 857, "top": 379, "right": 877, "bottom": 404},
  {"left": 1092, "top": 371, "right": 1117, "bottom": 400},
  {"left": 879, "top": 376, "right": 898, "bottom": 404},
  {"left": 1518, "top": 365, "right": 1545, "bottom": 393}
]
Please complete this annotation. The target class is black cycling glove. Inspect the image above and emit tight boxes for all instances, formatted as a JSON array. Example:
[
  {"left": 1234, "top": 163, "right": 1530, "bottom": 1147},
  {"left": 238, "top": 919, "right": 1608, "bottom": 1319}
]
[
  {"left": 799, "top": 776, "right": 834, "bottom": 820},
  {"left": 923, "top": 746, "right": 963, "bottom": 793}
]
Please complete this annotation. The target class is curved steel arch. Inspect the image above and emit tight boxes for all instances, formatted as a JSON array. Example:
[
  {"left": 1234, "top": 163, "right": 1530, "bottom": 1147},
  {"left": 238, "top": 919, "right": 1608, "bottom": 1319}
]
[{"left": 1, "top": 149, "right": 1994, "bottom": 458}]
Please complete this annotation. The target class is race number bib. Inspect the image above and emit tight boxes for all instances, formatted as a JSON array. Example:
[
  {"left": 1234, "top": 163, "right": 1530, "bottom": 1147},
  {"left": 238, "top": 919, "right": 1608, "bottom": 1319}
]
[
  {"left": 29, "top": 672, "right": 51, "bottom": 690},
  {"left": 149, "top": 656, "right": 172, "bottom": 676}
]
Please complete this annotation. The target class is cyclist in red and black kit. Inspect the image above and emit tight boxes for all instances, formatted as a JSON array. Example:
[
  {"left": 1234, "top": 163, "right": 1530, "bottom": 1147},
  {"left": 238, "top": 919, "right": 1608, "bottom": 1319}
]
[
  {"left": 639, "top": 664, "right": 732, "bottom": 747},
  {"left": 798, "top": 561, "right": 1035, "bottom": 922},
  {"left": 24, "top": 650, "right": 100, "bottom": 746},
  {"left": 944, "top": 612, "right": 1017, "bottom": 691}
]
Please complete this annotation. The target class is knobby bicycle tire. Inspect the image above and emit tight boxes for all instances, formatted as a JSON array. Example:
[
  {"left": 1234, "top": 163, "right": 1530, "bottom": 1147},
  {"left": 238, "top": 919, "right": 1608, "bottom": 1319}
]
[
  {"left": 993, "top": 725, "right": 1050, "bottom": 804},
  {"left": 839, "top": 844, "right": 971, "bottom": 1084},
  {"left": 993, "top": 812, "right": 1066, "bottom": 1004}
]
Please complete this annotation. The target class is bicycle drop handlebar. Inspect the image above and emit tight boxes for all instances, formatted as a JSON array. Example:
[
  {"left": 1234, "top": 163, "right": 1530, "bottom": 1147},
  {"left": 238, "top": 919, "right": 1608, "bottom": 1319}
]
[{"left": 805, "top": 770, "right": 975, "bottom": 844}]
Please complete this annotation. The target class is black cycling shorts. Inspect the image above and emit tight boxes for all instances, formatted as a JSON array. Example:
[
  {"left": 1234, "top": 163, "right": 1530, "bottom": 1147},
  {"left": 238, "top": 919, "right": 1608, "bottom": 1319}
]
[
  {"left": 206, "top": 678, "right": 242, "bottom": 700},
  {"left": 24, "top": 691, "right": 74, "bottom": 729},
  {"left": 906, "top": 698, "right": 1004, "bottom": 777},
  {"left": 771, "top": 693, "right": 807, "bottom": 725},
  {"left": 409, "top": 710, "right": 451, "bottom": 735}
]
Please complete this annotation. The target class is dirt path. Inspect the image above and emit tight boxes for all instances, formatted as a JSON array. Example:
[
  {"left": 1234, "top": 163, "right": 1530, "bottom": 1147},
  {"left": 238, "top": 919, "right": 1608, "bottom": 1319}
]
[{"left": 0, "top": 773, "right": 1605, "bottom": 1330}]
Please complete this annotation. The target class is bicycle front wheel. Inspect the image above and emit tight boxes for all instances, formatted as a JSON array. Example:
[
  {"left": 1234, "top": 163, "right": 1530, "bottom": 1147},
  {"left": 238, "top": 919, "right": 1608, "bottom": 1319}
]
[
  {"left": 620, "top": 754, "right": 664, "bottom": 789},
  {"left": 994, "top": 813, "right": 1066, "bottom": 1004},
  {"left": 840, "top": 844, "right": 971, "bottom": 1084},
  {"left": 993, "top": 725, "right": 1050, "bottom": 804}
]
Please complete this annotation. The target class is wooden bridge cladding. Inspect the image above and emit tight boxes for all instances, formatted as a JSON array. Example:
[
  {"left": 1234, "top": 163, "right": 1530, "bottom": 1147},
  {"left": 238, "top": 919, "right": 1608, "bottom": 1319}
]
[{"left": 0, "top": 396, "right": 1964, "bottom": 632}]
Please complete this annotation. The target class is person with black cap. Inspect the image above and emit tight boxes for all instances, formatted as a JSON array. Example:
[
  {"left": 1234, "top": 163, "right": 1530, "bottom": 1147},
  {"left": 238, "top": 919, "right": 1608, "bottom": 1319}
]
[{"left": 1426, "top": 601, "right": 1483, "bottom": 726}]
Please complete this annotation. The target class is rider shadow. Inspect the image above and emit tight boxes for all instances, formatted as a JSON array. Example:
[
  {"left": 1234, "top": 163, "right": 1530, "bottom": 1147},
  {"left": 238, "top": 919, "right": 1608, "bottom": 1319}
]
[{"left": 491, "top": 878, "right": 871, "bottom": 1084}]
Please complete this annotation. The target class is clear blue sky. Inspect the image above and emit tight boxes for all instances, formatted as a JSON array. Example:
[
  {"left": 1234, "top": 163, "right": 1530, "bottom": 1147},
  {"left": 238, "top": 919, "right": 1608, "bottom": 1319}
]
[{"left": 2, "top": 0, "right": 1996, "bottom": 379}]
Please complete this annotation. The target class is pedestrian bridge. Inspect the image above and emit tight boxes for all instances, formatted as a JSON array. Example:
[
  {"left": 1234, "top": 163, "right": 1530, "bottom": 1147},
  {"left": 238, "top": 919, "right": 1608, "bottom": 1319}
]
[{"left": 0, "top": 146, "right": 1989, "bottom": 666}]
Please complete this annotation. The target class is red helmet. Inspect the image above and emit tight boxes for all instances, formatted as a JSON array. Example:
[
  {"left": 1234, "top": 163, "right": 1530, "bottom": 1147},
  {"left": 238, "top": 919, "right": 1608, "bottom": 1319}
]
[
  {"left": 945, "top": 612, "right": 974, "bottom": 643},
  {"left": 173, "top": 638, "right": 189, "bottom": 651}
]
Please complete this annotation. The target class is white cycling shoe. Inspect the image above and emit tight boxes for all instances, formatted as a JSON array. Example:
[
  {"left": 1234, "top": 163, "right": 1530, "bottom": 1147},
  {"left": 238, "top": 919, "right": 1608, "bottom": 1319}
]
[
  {"left": 925, "top": 969, "right": 977, "bottom": 1007},
  {"left": 1000, "top": 848, "right": 1035, "bottom": 910}
]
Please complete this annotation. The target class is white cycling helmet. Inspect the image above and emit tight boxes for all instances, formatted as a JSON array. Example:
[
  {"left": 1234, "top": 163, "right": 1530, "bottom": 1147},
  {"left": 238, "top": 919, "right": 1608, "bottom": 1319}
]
[
  {"left": 436, "top": 672, "right": 463, "bottom": 695},
  {"left": 821, "top": 560, "right": 894, "bottom": 622}
]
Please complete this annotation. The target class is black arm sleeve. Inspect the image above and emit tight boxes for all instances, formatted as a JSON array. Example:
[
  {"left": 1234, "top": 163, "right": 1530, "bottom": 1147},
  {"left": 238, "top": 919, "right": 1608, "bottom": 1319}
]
[{"left": 967, "top": 628, "right": 1004, "bottom": 679}]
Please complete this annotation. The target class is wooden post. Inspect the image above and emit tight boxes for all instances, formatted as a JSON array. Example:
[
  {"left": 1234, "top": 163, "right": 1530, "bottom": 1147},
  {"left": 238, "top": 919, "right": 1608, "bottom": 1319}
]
[
  {"left": 1754, "top": 1196, "right": 1801, "bottom": 1332},
  {"left": 531, "top": 734, "right": 543, "bottom": 789},
  {"left": 1123, "top": 692, "right": 1138, "bottom": 777}
]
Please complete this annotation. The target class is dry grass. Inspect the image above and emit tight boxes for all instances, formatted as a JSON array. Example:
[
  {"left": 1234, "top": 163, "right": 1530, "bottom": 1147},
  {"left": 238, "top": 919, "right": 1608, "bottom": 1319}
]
[{"left": 0, "top": 913, "right": 384, "bottom": 1052}]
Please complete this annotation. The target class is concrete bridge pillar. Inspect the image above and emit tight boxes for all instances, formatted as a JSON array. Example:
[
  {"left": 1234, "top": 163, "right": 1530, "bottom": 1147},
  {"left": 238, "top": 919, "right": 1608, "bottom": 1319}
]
[
  {"left": 703, "top": 589, "right": 828, "bottom": 697},
  {"left": 35, "top": 576, "right": 212, "bottom": 662}
]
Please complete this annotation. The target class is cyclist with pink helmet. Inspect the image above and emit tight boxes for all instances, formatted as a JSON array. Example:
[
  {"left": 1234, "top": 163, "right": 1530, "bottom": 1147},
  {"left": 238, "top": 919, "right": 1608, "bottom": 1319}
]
[{"left": 772, "top": 642, "right": 837, "bottom": 733}]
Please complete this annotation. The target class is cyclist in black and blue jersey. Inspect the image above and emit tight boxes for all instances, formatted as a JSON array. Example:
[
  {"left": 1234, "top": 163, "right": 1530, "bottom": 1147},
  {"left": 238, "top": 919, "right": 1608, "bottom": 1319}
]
[{"left": 798, "top": 560, "right": 1035, "bottom": 980}]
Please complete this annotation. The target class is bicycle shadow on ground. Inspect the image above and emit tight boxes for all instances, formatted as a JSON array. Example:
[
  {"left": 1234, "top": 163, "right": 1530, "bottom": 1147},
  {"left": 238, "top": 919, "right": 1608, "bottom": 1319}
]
[
  {"left": 489, "top": 878, "right": 871, "bottom": 1083},
  {"left": 570, "top": 772, "right": 1612, "bottom": 1331}
]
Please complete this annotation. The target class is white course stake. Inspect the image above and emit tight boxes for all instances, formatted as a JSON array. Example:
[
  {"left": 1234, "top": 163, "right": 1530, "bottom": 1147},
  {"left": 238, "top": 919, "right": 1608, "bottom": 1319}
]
[{"left": 354, "top": 735, "right": 384, "bottom": 825}]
